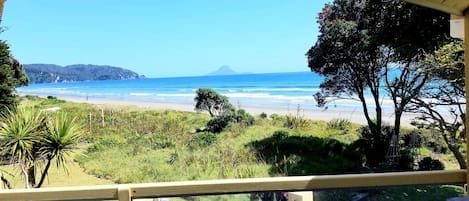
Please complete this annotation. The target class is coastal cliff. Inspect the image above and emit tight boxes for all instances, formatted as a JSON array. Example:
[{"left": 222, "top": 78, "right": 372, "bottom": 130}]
[{"left": 24, "top": 64, "right": 145, "bottom": 84}]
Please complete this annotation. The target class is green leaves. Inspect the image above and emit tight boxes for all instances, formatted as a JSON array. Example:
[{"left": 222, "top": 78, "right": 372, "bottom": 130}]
[
  {"left": 194, "top": 88, "right": 232, "bottom": 117},
  {"left": 0, "top": 108, "right": 43, "bottom": 164},
  {"left": 41, "top": 113, "right": 83, "bottom": 167},
  {"left": 0, "top": 40, "right": 29, "bottom": 114},
  {"left": 0, "top": 108, "right": 83, "bottom": 188}
]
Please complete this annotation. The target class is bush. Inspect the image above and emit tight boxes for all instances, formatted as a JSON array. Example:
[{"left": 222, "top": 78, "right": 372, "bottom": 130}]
[
  {"left": 148, "top": 135, "right": 174, "bottom": 149},
  {"left": 191, "top": 132, "right": 218, "bottom": 148},
  {"left": 272, "top": 130, "right": 289, "bottom": 139},
  {"left": 41, "top": 96, "right": 66, "bottom": 105},
  {"left": 401, "top": 130, "right": 423, "bottom": 148},
  {"left": 24, "top": 95, "right": 40, "bottom": 100},
  {"left": 234, "top": 109, "right": 255, "bottom": 126},
  {"left": 353, "top": 125, "right": 394, "bottom": 167},
  {"left": 285, "top": 115, "right": 311, "bottom": 130},
  {"left": 259, "top": 112, "right": 268, "bottom": 119},
  {"left": 206, "top": 114, "right": 234, "bottom": 133},
  {"left": 270, "top": 114, "right": 285, "bottom": 121},
  {"left": 249, "top": 130, "right": 363, "bottom": 175},
  {"left": 327, "top": 119, "right": 351, "bottom": 133},
  {"left": 418, "top": 157, "right": 444, "bottom": 171}
]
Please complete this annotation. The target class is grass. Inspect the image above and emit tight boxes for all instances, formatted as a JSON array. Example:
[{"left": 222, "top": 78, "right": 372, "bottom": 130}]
[
  {"left": 1, "top": 153, "right": 113, "bottom": 188},
  {"left": 1, "top": 96, "right": 463, "bottom": 201}
]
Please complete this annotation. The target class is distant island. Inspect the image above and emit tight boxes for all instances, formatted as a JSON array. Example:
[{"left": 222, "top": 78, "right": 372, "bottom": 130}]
[
  {"left": 206, "top": 65, "right": 239, "bottom": 76},
  {"left": 24, "top": 64, "right": 145, "bottom": 84}
]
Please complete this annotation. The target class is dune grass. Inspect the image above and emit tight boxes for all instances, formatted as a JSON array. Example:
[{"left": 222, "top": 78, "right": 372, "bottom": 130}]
[
  {"left": 1, "top": 155, "right": 113, "bottom": 188},
  {"left": 2, "top": 96, "right": 463, "bottom": 201}
]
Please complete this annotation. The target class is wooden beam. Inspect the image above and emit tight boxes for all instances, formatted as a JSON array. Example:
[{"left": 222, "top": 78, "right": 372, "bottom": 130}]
[
  {"left": 118, "top": 186, "right": 132, "bottom": 201},
  {"left": 464, "top": 9, "right": 469, "bottom": 195},
  {"left": 405, "top": 0, "right": 463, "bottom": 15},
  {"left": 0, "top": 0, "right": 6, "bottom": 24},
  {"left": 0, "top": 170, "right": 464, "bottom": 201}
]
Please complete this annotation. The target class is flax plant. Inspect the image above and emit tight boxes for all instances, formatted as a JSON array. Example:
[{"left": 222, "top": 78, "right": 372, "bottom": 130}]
[{"left": 0, "top": 108, "right": 83, "bottom": 188}]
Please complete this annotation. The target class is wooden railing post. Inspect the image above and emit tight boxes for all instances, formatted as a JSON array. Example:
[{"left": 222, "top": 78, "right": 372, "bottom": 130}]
[
  {"left": 118, "top": 186, "right": 132, "bottom": 201},
  {"left": 464, "top": 10, "right": 469, "bottom": 195},
  {"left": 0, "top": 0, "right": 5, "bottom": 24},
  {"left": 289, "top": 191, "right": 313, "bottom": 201}
]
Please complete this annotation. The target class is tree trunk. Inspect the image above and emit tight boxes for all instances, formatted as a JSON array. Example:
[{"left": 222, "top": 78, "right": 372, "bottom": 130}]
[
  {"left": 35, "top": 157, "right": 52, "bottom": 188},
  {"left": 27, "top": 165, "right": 36, "bottom": 187},
  {"left": 20, "top": 165, "right": 30, "bottom": 189},
  {"left": 442, "top": 135, "right": 467, "bottom": 169},
  {"left": 394, "top": 110, "right": 403, "bottom": 139},
  {"left": 358, "top": 92, "right": 379, "bottom": 135},
  {"left": 0, "top": 174, "right": 11, "bottom": 189}
]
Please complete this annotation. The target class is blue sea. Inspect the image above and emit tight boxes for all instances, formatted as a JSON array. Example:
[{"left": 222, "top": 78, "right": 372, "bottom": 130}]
[{"left": 17, "top": 72, "right": 388, "bottom": 112}]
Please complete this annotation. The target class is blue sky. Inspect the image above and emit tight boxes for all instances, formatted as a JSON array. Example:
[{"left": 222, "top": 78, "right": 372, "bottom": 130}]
[{"left": 2, "top": 0, "right": 330, "bottom": 78}]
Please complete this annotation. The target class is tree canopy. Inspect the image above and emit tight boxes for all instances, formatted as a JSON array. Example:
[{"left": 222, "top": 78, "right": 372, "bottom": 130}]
[
  {"left": 0, "top": 40, "right": 28, "bottom": 113},
  {"left": 194, "top": 88, "right": 232, "bottom": 117},
  {"left": 409, "top": 41, "right": 466, "bottom": 169},
  {"left": 306, "top": 0, "right": 449, "bottom": 166}
]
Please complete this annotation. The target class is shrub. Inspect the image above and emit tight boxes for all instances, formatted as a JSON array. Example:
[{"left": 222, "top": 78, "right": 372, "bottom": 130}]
[
  {"left": 24, "top": 95, "right": 40, "bottom": 100},
  {"left": 259, "top": 112, "right": 268, "bottom": 119},
  {"left": 234, "top": 109, "right": 254, "bottom": 126},
  {"left": 270, "top": 114, "right": 285, "bottom": 121},
  {"left": 249, "top": 130, "right": 363, "bottom": 175},
  {"left": 327, "top": 118, "right": 351, "bottom": 133},
  {"left": 206, "top": 114, "right": 234, "bottom": 133},
  {"left": 285, "top": 115, "right": 311, "bottom": 130},
  {"left": 352, "top": 125, "right": 394, "bottom": 167},
  {"left": 41, "top": 96, "right": 66, "bottom": 105},
  {"left": 272, "top": 130, "right": 289, "bottom": 139},
  {"left": 191, "top": 132, "right": 218, "bottom": 148},
  {"left": 418, "top": 157, "right": 444, "bottom": 171},
  {"left": 148, "top": 135, "right": 174, "bottom": 149},
  {"left": 401, "top": 130, "right": 423, "bottom": 148}
]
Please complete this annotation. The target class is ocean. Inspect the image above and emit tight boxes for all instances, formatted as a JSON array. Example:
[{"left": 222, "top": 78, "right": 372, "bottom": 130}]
[{"left": 17, "top": 71, "right": 391, "bottom": 112}]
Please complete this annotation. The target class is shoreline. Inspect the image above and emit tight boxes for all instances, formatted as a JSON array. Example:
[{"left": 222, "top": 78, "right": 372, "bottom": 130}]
[{"left": 25, "top": 93, "right": 419, "bottom": 126}]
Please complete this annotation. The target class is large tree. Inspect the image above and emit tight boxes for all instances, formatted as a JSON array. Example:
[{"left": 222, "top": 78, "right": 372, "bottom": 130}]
[
  {"left": 408, "top": 41, "right": 467, "bottom": 169},
  {"left": 0, "top": 40, "right": 28, "bottom": 113},
  {"left": 194, "top": 88, "right": 233, "bottom": 117},
  {"left": 306, "top": 0, "right": 448, "bottom": 166}
]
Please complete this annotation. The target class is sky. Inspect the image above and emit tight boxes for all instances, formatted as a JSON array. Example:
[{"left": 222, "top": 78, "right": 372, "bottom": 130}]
[{"left": 2, "top": 0, "right": 330, "bottom": 78}]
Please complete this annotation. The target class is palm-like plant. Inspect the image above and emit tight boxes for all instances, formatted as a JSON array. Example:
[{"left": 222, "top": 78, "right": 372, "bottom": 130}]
[
  {"left": 0, "top": 107, "right": 44, "bottom": 188},
  {"left": 36, "top": 113, "right": 82, "bottom": 187},
  {"left": 0, "top": 108, "right": 83, "bottom": 188}
]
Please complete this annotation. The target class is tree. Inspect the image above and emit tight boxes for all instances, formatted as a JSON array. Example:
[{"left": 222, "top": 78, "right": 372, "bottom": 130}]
[
  {"left": 36, "top": 113, "right": 83, "bottom": 187},
  {"left": 194, "top": 88, "right": 232, "bottom": 117},
  {"left": 408, "top": 41, "right": 467, "bottom": 169},
  {"left": 0, "top": 108, "right": 43, "bottom": 188},
  {"left": 0, "top": 108, "right": 83, "bottom": 188},
  {"left": 306, "top": 0, "right": 448, "bottom": 166},
  {"left": 0, "top": 40, "right": 28, "bottom": 113}
]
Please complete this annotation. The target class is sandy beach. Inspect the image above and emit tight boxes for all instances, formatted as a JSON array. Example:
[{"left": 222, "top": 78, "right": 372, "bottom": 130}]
[{"left": 31, "top": 94, "right": 419, "bottom": 127}]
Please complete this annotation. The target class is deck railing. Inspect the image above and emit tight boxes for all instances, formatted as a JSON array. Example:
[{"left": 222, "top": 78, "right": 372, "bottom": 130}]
[{"left": 0, "top": 170, "right": 465, "bottom": 201}]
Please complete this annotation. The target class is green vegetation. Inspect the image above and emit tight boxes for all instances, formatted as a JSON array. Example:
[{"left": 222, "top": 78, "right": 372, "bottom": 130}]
[
  {"left": 0, "top": 40, "right": 28, "bottom": 114},
  {"left": 0, "top": 95, "right": 461, "bottom": 200},
  {"left": 194, "top": 88, "right": 255, "bottom": 134},
  {"left": 24, "top": 64, "right": 144, "bottom": 84},
  {"left": 306, "top": 0, "right": 452, "bottom": 170},
  {"left": 0, "top": 106, "right": 84, "bottom": 188},
  {"left": 409, "top": 41, "right": 466, "bottom": 169}
]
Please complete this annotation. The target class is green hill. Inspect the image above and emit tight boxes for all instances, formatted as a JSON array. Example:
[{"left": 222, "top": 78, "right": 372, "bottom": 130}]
[{"left": 24, "top": 64, "right": 145, "bottom": 84}]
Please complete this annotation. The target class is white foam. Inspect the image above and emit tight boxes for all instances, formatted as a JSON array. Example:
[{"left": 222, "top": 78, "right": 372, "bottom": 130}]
[{"left": 130, "top": 93, "right": 153, "bottom": 96}]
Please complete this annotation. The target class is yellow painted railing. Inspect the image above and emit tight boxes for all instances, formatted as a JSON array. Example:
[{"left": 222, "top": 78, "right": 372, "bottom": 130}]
[{"left": 0, "top": 170, "right": 465, "bottom": 201}]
